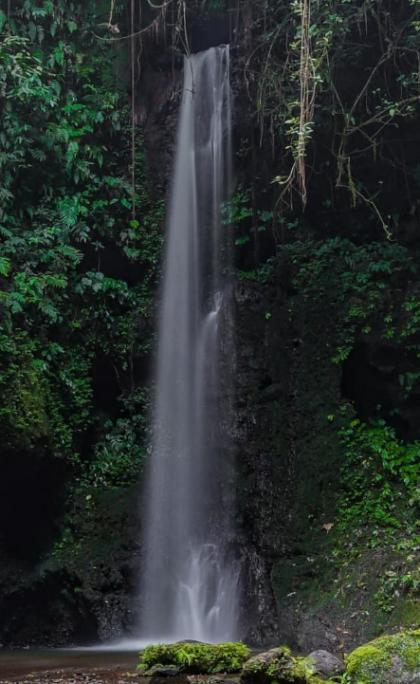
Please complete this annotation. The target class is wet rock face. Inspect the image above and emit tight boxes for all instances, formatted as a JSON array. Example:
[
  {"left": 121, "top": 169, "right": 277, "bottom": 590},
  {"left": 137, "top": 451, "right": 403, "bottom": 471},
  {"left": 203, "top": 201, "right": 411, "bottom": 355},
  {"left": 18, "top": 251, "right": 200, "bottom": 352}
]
[
  {"left": 0, "top": 572, "right": 98, "bottom": 647},
  {"left": 232, "top": 274, "right": 345, "bottom": 647},
  {"left": 0, "top": 481, "right": 141, "bottom": 647},
  {"left": 140, "top": 63, "right": 182, "bottom": 194},
  {"left": 231, "top": 282, "right": 292, "bottom": 644},
  {"left": 89, "top": 592, "right": 130, "bottom": 644},
  {"left": 231, "top": 250, "right": 420, "bottom": 650},
  {"left": 0, "top": 571, "right": 135, "bottom": 648}
]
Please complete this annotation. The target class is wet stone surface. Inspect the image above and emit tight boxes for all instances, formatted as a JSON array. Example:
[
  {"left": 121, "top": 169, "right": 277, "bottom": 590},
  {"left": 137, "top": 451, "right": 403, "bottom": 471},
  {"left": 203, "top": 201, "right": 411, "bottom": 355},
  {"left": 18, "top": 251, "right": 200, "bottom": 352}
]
[
  {"left": 0, "top": 650, "right": 140, "bottom": 683},
  {"left": 0, "top": 673, "right": 140, "bottom": 684},
  {"left": 0, "top": 652, "right": 242, "bottom": 684},
  {"left": 0, "top": 673, "right": 239, "bottom": 684}
]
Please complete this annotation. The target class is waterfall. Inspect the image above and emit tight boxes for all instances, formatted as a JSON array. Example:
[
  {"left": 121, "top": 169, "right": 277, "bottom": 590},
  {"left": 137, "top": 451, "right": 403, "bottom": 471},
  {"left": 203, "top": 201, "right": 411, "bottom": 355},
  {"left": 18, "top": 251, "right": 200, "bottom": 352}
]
[{"left": 138, "top": 45, "right": 239, "bottom": 643}]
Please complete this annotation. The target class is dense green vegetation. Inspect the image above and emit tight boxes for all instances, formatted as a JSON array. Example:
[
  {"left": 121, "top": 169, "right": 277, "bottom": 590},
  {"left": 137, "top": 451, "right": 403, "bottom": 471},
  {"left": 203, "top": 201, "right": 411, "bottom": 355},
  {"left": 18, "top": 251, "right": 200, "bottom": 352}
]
[
  {"left": 138, "top": 642, "right": 251, "bottom": 674},
  {"left": 0, "top": 0, "right": 161, "bottom": 483},
  {"left": 255, "top": 236, "right": 420, "bottom": 639}
]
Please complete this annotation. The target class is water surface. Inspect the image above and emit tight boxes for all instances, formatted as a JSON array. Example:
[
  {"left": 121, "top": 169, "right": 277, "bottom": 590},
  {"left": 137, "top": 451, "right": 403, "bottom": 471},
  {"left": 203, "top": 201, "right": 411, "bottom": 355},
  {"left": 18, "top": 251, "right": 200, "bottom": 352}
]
[{"left": 0, "top": 648, "right": 138, "bottom": 682}]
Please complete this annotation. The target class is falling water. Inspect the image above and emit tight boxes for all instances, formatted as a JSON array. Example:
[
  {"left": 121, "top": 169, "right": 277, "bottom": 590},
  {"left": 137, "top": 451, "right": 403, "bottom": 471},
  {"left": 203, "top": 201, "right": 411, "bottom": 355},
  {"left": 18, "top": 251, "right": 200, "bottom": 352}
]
[{"left": 138, "top": 45, "right": 239, "bottom": 643}]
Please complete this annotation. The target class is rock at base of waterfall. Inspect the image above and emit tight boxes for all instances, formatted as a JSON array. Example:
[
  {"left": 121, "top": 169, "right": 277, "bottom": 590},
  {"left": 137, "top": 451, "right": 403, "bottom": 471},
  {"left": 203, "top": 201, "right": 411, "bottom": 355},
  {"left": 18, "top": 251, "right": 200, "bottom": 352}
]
[
  {"left": 139, "top": 642, "right": 251, "bottom": 676},
  {"left": 145, "top": 664, "right": 183, "bottom": 677},
  {"left": 307, "top": 650, "right": 345, "bottom": 678},
  {"left": 345, "top": 630, "right": 420, "bottom": 684},
  {"left": 240, "top": 647, "right": 304, "bottom": 684}
]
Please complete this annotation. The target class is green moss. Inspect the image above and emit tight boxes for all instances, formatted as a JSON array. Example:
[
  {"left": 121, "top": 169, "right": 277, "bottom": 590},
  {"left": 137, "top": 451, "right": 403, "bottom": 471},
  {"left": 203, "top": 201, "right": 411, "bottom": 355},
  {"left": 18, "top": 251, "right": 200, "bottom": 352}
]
[
  {"left": 242, "top": 648, "right": 330, "bottom": 684},
  {"left": 294, "top": 658, "right": 339, "bottom": 682},
  {"left": 391, "top": 597, "right": 420, "bottom": 628},
  {"left": 346, "top": 645, "right": 392, "bottom": 682},
  {"left": 346, "top": 629, "right": 420, "bottom": 683},
  {"left": 266, "top": 653, "right": 302, "bottom": 682},
  {"left": 138, "top": 641, "right": 251, "bottom": 675}
]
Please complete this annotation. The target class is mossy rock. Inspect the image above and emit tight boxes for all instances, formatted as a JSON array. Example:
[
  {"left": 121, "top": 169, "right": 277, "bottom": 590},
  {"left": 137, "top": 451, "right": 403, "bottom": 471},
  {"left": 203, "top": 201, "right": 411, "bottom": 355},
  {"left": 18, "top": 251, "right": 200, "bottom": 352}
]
[
  {"left": 145, "top": 664, "right": 182, "bottom": 677},
  {"left": 138, "top": 641, "right": 251, "bottom": 675},
  {"left": 306, "top": 651, "right": 345, "bottom": 679},
  {"left": 240, "top": 647, "right": 332, "bottom": 684},
  {"left": 346, "top": 629, "right": 420, "bottom": 683}
]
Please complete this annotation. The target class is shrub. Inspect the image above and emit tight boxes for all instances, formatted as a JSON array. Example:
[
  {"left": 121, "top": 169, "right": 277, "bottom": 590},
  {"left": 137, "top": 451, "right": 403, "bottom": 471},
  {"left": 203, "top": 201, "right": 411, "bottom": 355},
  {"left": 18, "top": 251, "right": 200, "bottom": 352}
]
[{"left": 138, "top": 641, "right": 251, "bottom": 674}]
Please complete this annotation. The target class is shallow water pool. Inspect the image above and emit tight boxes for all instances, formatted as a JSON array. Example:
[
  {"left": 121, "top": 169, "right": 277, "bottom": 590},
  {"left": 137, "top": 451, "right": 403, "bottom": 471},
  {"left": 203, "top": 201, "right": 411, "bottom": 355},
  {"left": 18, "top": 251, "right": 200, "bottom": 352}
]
[{"left": 0, "top": 648, "right": 139, "bottom": 682}]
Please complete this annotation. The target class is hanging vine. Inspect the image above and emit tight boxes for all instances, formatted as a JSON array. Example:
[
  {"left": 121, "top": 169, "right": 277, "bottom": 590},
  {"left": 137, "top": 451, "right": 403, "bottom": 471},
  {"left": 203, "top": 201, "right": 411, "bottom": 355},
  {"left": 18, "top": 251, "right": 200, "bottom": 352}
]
[
  {"left": 243, "top": 0, "right": 420, "bottom": 237},
  {"left": 99, "top": 0, "right": 420, "bottom": 238},
  {"left": 296, "top": 0, "right": 315, "bottom": 207},
  {"left": 99, "top": 0, "right": 177, "bottom": 42}
]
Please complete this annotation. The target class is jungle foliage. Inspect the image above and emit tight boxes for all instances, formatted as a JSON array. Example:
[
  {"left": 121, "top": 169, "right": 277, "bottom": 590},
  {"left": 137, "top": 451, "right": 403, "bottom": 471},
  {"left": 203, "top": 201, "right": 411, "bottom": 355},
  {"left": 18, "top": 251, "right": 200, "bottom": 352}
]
[
  {"left": 240, "top": 0, "right": 420, "bottom": 235},
  {"left": 0, "top": 1, "right": 162, "bottom": 478},
  {"left": 275, "top": 236, "right": 420, "bottom": 619}
]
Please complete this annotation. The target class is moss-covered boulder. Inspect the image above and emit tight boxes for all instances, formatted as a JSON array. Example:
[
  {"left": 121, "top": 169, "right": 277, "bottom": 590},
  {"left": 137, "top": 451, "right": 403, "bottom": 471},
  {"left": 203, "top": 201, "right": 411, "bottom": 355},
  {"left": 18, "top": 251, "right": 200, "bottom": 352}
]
[
  {"left": 240, "top": 647, "right": 332, "bottom": 684},
  {"left": 138, "top": 641, "right": 251, "bottom": 675},
  {"left": 346, "top": 629, "right": 420, "bottom": 683}
]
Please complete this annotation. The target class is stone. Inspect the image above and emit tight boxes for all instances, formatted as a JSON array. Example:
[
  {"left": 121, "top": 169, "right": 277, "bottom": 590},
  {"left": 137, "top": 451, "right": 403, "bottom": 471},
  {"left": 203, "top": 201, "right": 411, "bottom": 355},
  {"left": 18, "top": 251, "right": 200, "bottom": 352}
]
[
  {"left": 346, "top": 629, "right": 420, "bottom": 683},
  {"left": 146, "top": 664, "right": 183, "bottom": 677},
  {"left": 187, "top": 677, "right": 237, "bottom": 684},
  {"left": 241, "top": 647, "right": 307, "bottom": 684},
  {"left": 307, "top": 650, "right": 345, "bottom": 678}
]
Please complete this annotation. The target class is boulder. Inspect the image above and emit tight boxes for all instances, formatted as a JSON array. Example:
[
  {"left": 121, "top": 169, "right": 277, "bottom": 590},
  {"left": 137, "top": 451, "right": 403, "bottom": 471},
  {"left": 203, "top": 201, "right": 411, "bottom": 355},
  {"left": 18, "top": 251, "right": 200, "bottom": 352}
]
[
  {"left": 139, "top": 641, "right": 251, "bottom": 675},
  {"left": 346, "top": 629, "right": 420, "bottom": 683},
  {"left": 307, "top": 650, "right": 344, "bottom": 678},
  {"left": 146, "top": 664, "right": 183, "bottom": 677},
  {"left": 241, "top": 647, "right": 307, "bottom": 684}
]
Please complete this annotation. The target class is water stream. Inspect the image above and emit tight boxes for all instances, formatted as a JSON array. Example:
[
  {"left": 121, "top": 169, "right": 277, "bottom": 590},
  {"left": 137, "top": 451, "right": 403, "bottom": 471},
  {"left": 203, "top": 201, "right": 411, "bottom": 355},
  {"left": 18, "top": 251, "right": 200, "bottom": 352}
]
[{"left": 138, "top": 45, "right": 239, "bottom": 643}]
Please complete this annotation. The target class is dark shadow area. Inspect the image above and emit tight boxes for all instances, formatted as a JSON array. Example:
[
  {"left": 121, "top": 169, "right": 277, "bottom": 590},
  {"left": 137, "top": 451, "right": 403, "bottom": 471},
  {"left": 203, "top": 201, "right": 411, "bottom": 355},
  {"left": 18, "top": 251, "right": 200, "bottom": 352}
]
[
  {"left": 91, "top": 353, "right": 123, "bottom": 416},
  {"left": 0, "top": 451, "right": 67, "bottom": 562},
  {"left": 342, "top": 343, "right": 399, "bottom": 418},
  {"left": 0, "top": 572, "right": 98, "bottom": 647},
  {"left": 341, "top": 341, "right": 420, "bottom": 440},
  {"left": 189, "top": 13, "right": 231, "bottom": 53},
  {"left": 81, "top": 242, "right": 143, "bottom": 287}
]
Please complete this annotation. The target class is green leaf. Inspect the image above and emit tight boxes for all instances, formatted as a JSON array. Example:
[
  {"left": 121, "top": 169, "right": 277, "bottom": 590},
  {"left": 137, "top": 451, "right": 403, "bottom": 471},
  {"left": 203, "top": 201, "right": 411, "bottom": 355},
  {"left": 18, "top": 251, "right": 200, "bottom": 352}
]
[
  {"left": 0, "top": 10, "right": 7, "bottom": 31},
  {"left": 0, "top": 257, "right": 11, "bottom": 277},
  {"left": 235, "top": 235, "right": 251, "bottom": 246}
]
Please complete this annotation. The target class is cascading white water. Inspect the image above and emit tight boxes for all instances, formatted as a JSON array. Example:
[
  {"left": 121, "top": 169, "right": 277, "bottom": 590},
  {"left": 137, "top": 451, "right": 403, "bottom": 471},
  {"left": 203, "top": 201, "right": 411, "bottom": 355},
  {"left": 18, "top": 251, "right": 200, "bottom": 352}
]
[{"left": 138, "top": 45, "right": 239, "bottom": 643}]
